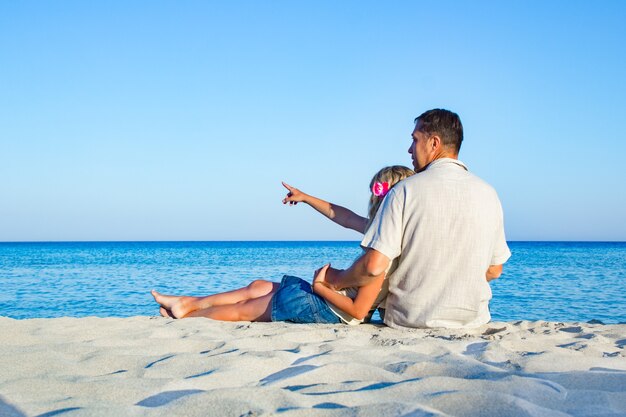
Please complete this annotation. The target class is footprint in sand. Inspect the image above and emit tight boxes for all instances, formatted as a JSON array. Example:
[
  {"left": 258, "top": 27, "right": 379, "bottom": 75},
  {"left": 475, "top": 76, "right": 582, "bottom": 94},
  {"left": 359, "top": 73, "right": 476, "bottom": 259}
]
[
  {"left": 312, "top": 402, "right": 347, "bottom": 409},
  {"left": 185, "top": 369, "right": 216, "bottom": 379},
  {"left": 101, "top": 369, "right": 127, "bottom": 376},
  {"left": 0, "top": 396, "right": 27, "bottom": 417},
  {"left": 144, "top": 354, "right": 175, "bottom": 369},
  {"left": 463, "top": 341, "right": 489, "bottom": 355},
  {"left": 136, "top": 390, "right": 205, "bottom": 407},
  {"left": 200, "top": 348, "right": 238, "bottom": 357},
  {"left": 35, "top": 407, "right": 82, "bottom": 417},
  {"left": 557, "top": 342, "right": 588, "bottom": 351},
  {"left": 482, "top": 327, "right": 506, "bottom": 336},
  {"left": 260, "top": 365, "right": 319, "bottom": 386},
  {"left": 559, "top": 326, "right": 583, "bottom": 333},
  {"left": 198, "top": 341, "right": 226, "bottom": 354},
  {"left": 291, "top": 351, "right": 329, "bottom": 366},
  {"left": 384, "top": 361, "right": 413, "bottom": 374}
]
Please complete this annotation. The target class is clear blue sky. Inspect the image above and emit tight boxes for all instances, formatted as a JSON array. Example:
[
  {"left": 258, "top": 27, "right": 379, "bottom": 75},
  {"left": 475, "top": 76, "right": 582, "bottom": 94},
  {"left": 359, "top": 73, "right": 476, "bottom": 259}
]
[{"left": 1, "top": 1, "right": 625, "bottom": 241}]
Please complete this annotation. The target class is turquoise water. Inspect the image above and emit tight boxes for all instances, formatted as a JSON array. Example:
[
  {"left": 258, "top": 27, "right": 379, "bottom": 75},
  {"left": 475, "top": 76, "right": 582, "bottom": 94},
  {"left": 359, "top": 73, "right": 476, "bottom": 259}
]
[{"left": 1, "top": 241, "right": 625, "bottom": 323}]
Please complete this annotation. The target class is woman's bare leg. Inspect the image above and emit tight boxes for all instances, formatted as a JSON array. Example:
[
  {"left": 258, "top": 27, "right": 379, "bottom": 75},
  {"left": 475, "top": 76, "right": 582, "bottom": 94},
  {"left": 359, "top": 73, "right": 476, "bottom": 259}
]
[
  {"left": 185, "top": 292, "right": 275, "bottom": 322},
  {"left": 152, "top": 280, "right": 278, "bottom": 319}
]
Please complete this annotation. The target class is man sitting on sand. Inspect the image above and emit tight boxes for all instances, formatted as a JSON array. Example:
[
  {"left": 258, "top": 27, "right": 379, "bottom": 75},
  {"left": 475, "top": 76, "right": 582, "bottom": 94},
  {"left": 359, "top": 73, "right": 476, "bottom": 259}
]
[{"left": 314, "top": 108, "right": 511, "bottom": 329}]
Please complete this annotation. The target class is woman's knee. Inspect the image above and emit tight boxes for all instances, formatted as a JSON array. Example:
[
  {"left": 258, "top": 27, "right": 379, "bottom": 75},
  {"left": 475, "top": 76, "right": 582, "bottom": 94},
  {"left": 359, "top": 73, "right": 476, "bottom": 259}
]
[{"left": 247, "top": 279, "right": 273, "bottom": 293}]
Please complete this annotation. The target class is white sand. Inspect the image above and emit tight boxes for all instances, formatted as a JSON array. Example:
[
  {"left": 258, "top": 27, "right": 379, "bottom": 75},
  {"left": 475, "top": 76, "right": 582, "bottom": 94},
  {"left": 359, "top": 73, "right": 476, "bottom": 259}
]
[{"left": 1, "top": 317, "right": 625, "bottom": 417}]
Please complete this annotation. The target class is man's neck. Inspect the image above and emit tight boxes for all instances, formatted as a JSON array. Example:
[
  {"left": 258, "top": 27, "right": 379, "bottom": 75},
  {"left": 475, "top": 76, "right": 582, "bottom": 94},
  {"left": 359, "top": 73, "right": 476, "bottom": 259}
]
[
  {"left": 434, "top": 149, "right": 458, "bottom": 161},
  {"left": 418, "top": 152, "right": 460, "bottom": 173},
  {"left": 425, "top": 152, "right": 458, "bottom": 168}
]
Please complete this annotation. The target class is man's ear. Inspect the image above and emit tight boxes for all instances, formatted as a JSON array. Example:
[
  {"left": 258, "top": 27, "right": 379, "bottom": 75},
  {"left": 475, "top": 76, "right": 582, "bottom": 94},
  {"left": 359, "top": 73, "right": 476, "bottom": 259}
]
[{"left": 430, "top": 135, "right": 442, "bottom": 151}]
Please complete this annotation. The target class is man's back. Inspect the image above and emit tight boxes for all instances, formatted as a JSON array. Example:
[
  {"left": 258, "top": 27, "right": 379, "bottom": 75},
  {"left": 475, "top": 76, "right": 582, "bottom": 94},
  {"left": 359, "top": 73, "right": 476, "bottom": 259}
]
[{"left": 362, "top": 158, "right": 510, "bottom": 329}]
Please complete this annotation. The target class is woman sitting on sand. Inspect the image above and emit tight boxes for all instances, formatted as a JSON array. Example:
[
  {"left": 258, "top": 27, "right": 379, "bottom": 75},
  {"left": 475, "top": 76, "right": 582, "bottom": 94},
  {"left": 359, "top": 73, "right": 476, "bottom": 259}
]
[{"left": 152, "top": 165, "right": 414, "bottom": 324}]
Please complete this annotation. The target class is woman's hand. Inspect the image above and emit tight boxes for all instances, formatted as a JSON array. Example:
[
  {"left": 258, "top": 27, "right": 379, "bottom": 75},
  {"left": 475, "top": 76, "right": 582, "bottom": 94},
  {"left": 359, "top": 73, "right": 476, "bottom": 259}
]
[
  {"left": 312, "top": 263, "right": 331, "bottom": 288},
  {"left": 282, "top": 182, "right": 308, "bottom": 205}
]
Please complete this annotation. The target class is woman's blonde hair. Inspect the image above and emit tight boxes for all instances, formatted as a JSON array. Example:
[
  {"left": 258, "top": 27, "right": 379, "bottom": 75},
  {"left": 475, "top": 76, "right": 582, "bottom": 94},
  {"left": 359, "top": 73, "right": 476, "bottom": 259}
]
[{"left": 366, "top": 165, "right": 415, "bottom": 231}]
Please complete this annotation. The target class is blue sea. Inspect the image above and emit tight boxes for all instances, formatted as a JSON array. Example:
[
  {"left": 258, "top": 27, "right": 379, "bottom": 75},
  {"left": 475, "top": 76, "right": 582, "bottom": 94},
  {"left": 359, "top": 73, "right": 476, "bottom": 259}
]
[{"left": 1, "top": 241, "right": 625, "bottom": 323}]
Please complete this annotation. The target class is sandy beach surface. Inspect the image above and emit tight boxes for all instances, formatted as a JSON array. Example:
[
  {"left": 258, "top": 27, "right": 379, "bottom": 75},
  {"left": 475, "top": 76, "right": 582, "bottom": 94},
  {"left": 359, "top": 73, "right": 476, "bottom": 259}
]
[{"left": 1, "top": 317, "right": 625, "bottom": 417}]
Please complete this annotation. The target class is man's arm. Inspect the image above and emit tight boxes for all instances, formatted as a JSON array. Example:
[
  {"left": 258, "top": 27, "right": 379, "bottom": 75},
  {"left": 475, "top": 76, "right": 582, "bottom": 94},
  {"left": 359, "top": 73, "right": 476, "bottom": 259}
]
[
  {"left": 486, "top": 264, "right": 503, "bottom": 282},
  {"left": 324, "top": 248, "right": 390, "bottom": 290}
]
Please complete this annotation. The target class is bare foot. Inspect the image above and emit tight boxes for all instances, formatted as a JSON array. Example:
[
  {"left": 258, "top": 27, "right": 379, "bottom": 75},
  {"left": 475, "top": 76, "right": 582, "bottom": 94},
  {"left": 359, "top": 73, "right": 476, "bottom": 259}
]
[
  {"left": 151, "top": 290, "right": 180, "bottom": 309},
  {"left": 151, "top": 290, "right": 197, "bottom": 319},
  {"left": 159, "top": 307, "right": 175, "bottom": 318}
]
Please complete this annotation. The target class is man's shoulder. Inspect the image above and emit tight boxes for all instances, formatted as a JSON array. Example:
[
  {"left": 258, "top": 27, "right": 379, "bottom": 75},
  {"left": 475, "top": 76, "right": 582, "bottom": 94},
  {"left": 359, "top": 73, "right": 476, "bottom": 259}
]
[
  {"left": 400, "top": 160, "right": 492, "bottom": 186},
  {"left": 399, "top": 162, "right": 501, "bottom": 202},
  {"left": 464, "top": 170, "right": 497, "bottom": 192}
]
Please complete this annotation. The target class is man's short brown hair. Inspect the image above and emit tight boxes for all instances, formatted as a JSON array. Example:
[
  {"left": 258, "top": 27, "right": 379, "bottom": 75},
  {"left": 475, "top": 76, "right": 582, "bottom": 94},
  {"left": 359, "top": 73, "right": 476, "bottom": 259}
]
[{"left": 414, "top": 109, "right": 464, "bottom": 154}]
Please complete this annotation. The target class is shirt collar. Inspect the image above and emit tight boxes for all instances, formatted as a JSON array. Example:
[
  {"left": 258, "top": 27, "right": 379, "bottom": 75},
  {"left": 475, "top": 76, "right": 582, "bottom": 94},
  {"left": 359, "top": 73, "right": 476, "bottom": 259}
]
[{"left": 425, "top": 157, "right": 468, "bottom": 171}]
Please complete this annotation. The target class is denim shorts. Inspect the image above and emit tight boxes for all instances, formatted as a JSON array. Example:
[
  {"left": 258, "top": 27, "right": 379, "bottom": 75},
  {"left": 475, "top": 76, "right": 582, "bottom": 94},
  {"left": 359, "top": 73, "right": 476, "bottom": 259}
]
[{"left": 271, "top": 275, "right": 341, "bottom": 324}]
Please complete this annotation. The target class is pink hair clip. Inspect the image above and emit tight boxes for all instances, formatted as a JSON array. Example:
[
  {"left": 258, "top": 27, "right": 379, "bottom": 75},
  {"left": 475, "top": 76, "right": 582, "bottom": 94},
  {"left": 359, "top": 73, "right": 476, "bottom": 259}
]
[{"left": 372, "top": 181, "right": 390, "bottom": 197}]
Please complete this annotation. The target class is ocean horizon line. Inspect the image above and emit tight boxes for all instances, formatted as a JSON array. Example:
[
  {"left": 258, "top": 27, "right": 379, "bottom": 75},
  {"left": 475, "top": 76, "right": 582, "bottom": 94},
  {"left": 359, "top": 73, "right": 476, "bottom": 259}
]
[{"left": 1, "top": 240, "right": 625, "bottom": 244}]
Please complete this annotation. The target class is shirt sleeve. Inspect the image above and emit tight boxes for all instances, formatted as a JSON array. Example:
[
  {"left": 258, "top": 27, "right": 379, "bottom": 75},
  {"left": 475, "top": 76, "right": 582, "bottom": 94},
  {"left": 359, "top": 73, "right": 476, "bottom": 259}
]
[
  {"left": 361, "top": 187, "right": 404, "bottom": 261},
  {"left": 491, "top": 205, "right": 511, "bottom": 265}
]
